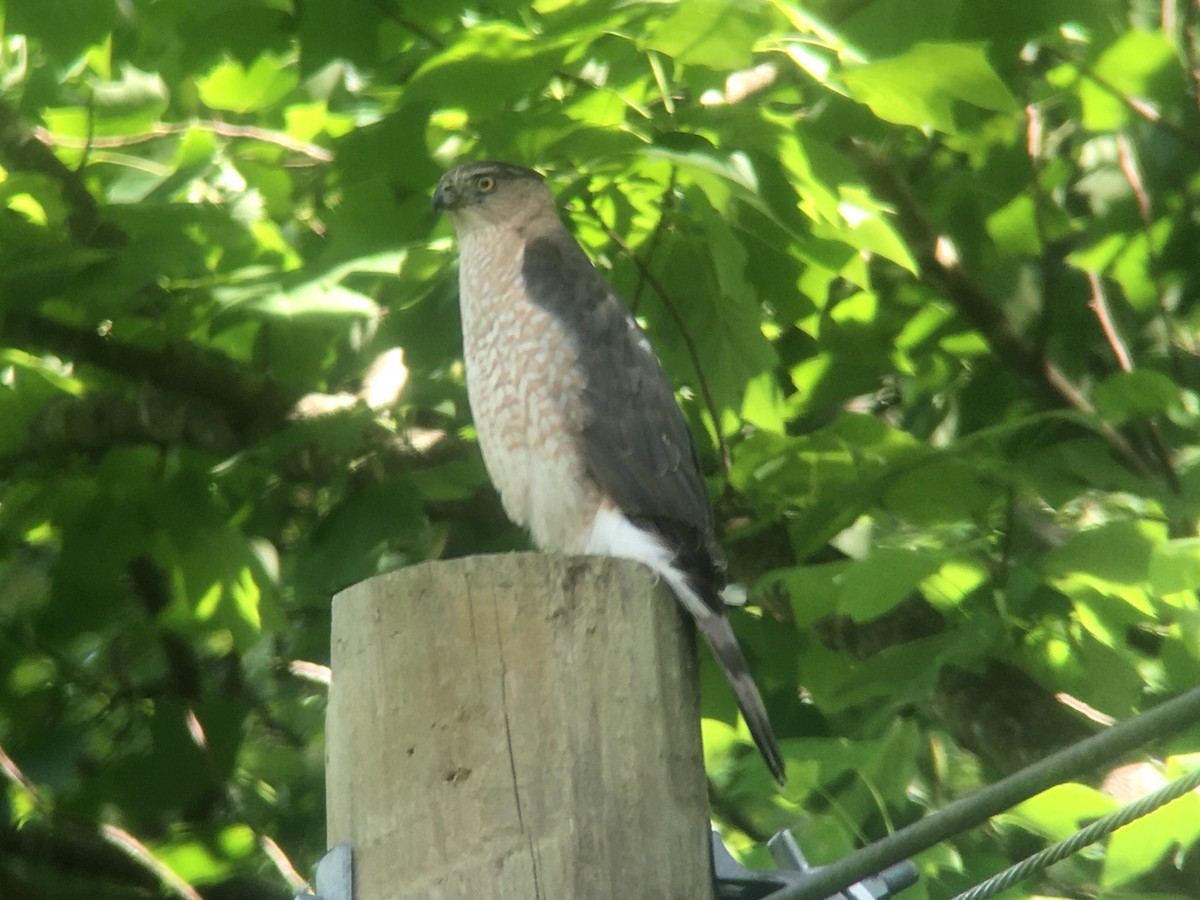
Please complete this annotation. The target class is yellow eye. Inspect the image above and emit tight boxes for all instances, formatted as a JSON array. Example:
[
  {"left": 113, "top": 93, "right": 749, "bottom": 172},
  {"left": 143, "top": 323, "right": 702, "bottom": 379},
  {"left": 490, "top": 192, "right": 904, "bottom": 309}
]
[{"left": 475, "top": 175, "right": 496, "bottom": 193}]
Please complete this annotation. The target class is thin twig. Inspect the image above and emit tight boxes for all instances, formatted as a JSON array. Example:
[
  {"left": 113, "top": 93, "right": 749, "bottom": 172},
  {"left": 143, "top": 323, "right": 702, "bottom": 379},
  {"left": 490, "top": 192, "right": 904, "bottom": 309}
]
[
  {"left": 0, "top": 308, "right": 295, "bottom": 433},
  {"left": 366, "top": 0, "right": 446, "bottom": 48},
  {"left": 101, "top": 824, "right": 203, "bottom": 900},
  {"left": 35, "top": 120, "right": 334, "bottom": 163},
  {"left": 1086, "top": 249, "right": 1180, "bottom": 492},
  {"left": 1184, "top": 0, "right": 1200, "bottom": 115},
  {"left": 0, "top": 741, "right": 42, "bottom": 806},
  {"left": 1021, "top": 92, "right": 1057, "bottom": 355},
  {"left": 80, "top": 92, "right": 96, "bottom": 174},
  {"left": 1113, "top": 132, "right": 1185, "bottom": 368},
  {"left": 1085, "top": 271, "right": 1134, "bottom": 372},
  {"left": 639, "top": 255, "right": 732, "bottom": 470},
  {"left": 0, "top": 97, "right": 121, "bottom": 245},
  {"left": 579, "top": 188, "right": 732, "bottom": 470},
  {"left": 848, "top": 140, "right": 1159, "bottom": 483},
  {"left": 1115, "top": 134, "right": 1152, "bottom": 226},
  {"left": 261, "top": 834, "right": 310, "bottom": 892},
  {"left": 630, "top": 168, "right": 678, "bottom": 314},
  {"left": 1023, "top": 103, "right": 1049, "bottom": 247},
  {"left": 775, "top": 685, "right": 1200, "bottom": 900},
  {"left": 995, "top": 483, "right": 1017, "bottom": 588},
  {"left": 1053, "top": 49, "right": 1200, "bottom": 156},
  {"left": 1113, "top": 134, "right": 1165, "bottom": 305}
]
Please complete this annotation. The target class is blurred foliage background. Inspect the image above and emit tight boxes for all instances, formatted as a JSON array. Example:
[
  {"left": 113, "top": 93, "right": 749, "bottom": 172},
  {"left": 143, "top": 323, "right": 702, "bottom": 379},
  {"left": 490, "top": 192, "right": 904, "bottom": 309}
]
[{"left": 3, "top": 0, "right": 1200, "bottom": 897}]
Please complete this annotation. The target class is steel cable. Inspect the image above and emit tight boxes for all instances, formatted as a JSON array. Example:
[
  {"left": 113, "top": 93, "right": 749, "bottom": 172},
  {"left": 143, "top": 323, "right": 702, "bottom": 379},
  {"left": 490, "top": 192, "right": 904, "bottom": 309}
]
[
  {"left": 951, "top": 766, "right": 1200, "bottom": 900},
  {"left": 767, "top": 685, "right": 1200, "bottom": 900}
]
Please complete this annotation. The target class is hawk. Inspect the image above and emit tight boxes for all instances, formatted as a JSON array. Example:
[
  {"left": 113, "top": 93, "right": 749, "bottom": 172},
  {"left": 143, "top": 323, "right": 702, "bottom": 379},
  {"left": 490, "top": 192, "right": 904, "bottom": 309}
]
[{"left": 433, "top": 161, "right": 785, "bottom": 784}]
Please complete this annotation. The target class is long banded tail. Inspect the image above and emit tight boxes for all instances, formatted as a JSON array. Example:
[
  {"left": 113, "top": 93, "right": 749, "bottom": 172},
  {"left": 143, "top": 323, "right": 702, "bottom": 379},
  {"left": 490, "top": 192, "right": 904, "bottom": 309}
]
[{"left": 696, "top": 613, "right": 786, "bottom": 785}]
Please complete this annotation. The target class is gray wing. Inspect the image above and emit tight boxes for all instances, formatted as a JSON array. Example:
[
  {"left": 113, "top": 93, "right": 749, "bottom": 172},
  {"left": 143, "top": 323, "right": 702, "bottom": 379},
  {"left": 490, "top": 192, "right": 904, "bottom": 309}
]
[
  {"left": 521, "top": 231, "right": 724, "bottom": 590},
  {"left": 522, "top": 230, "right": 788, "bottom": 785}
]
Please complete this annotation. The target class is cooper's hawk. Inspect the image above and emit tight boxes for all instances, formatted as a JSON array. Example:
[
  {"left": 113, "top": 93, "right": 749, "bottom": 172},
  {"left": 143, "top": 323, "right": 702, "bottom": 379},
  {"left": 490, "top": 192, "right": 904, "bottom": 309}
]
[{"left": 433, "top": 161, "right": 785, "bottom": 784}]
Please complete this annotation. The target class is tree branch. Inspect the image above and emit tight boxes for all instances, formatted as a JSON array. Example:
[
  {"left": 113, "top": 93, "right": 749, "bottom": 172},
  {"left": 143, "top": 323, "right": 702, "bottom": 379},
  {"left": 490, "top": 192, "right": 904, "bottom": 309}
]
[
  {"left": 1052, "top": 49, "right": 1200, "bottom": 156},
  {"left": 847, "top": 140, "right": 1160, "bottom": 483},
  {"left": 629, "top": 168, "right": 678, "bottom": 314},
  {"left": 1184, "top": 0, "right": 1200, "bottom": 117},
  {"left": 34, "top": 120, "right": 334, "bottom": 164},
  {"left": 1084, "top": 271, "right": 1181, "bottom": 494},
  {"left": 0, "top": 308, "right": 295, "bottom": 435},
  {"left": 101, "top": 824, "right": 202, "bottom": 900},
  {"left": 0, "top": 98, "right": 124, "bottom": 247},
  {"left": 366, "top": 0, "right": 446, "bottom": 48},
  {"left": 1018, "top": 85, "right": 1060, "bottom": 357},
  {"left": 1085, "top": 271, "right": 1134, "bottom": 373}
]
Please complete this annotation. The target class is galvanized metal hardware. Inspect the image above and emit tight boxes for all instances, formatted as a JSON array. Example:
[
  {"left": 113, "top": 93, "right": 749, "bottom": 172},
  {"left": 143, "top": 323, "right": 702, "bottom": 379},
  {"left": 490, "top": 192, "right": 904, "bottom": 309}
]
[
  {"left": 293, "top": 842, "right": 352, "bottom": 900},
  {"left": 297, "top": 829, "right": 914, "bottom": 900},
  {"left": 713, "top": 826, "right": 917, "bottom": 900}
]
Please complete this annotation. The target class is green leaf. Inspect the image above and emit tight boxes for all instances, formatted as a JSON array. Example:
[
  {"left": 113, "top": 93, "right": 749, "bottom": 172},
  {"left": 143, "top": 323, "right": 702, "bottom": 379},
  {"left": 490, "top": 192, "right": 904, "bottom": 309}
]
[
  {"left": 1149, "top": 538, "right": 1200, "bottom": 596},
  {"left": 1080, "top": 30, "right": 1179, "bottom": 131},
  {"left": 1003, "top": 782, "right": 1118, "bottom": 840},
  {"left": 297, "top": 0, "right": 387, "bottom": 71},
  {"left": 883, "top": 457, "right": 993, "bottom": 525},
  {"left": 921, "top": 557, "right": 991, "bottom": 609},
  {"left": 642, "top": 0, "right": 771, "bottom": 70},
  {"left": 820, "top": 634, "right": 958, "bottom": 710},
  {"left": 763, "top": 559, "right": 849, "bottom": 626},
  {"left": 404, "top": 22, "right": 568, "bottom": 111},
  {"left": 197, "top": 52, "right": 299, "bottom": 113},
  {"left": 5, "top": 0, "right": 118, "bottom": 62},
  {"left": 835, "top": 547, "right": 943, "bottom": 622},
  {"left": 293, "top": 479, "right": 428, "bottom": 598},
  {"left": 986, "top": 193, "right": 1042, "bottom": 257},
  {"left": 88, "top": 700, "right": 215, "bottom": 816},
  {"left": 251, "top": 282, "right": 380, "bottom": 320},
  {"left": 1093, "top": 370, "right": 1180, "bottom": 424},
  {"left": 153, "top": 825, "right": 257, "bottom": 885},
  {"left": 1102, "top": 780, "right": 1200, "bottom": 888},
  {"left": 644, "top": 206, "right": 777, "bottom": 414},
  {"left": 87, "top": 64, "right": 169, "bottom": 135},
  {"left": 168, "top": 527, "right": 277, "bottom": 651},
  {"left": 1041, "top": 520, "right": 1164, "bottom": 592},
  {"left": 213, "top": 269, "right": 382, "bottom": 326},
  {"left": 843, "top": 42, "right": 1018, "bottom": 133}
]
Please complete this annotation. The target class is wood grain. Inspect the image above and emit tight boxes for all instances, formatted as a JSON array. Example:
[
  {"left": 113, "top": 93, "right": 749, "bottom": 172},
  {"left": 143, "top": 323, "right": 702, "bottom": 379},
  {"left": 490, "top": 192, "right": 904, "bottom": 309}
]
[{"left": 326, "top": 552, "right": 712, "bottom": 900}]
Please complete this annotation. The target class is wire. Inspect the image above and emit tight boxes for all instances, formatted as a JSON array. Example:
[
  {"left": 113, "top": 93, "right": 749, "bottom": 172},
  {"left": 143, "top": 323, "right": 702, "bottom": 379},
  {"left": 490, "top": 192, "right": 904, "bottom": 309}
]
[
  {"left": 767, "top": 685, "right": 1200, "bottom": 900},
  {"left": 950, "top": 765, "right": 1200, "bottom": 900}
]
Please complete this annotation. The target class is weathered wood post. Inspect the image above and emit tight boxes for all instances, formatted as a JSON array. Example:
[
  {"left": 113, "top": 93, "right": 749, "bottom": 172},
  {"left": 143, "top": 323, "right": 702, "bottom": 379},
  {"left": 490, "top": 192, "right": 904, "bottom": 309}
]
[{"left": 325, "top": 552, "right": 714, "bottom": 900}]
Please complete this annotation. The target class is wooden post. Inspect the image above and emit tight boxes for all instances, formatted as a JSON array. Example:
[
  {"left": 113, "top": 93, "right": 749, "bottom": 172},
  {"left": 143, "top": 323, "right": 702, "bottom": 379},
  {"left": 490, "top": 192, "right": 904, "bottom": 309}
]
[{"left": 325, "top": 552, "right": 713, "bottom": 900}]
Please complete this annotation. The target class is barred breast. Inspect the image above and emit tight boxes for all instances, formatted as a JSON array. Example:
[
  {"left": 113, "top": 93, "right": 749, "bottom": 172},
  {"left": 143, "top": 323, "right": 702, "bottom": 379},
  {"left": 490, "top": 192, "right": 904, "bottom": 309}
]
[{"left": 456, "top": 227, "right": 603, "bottom": 552}]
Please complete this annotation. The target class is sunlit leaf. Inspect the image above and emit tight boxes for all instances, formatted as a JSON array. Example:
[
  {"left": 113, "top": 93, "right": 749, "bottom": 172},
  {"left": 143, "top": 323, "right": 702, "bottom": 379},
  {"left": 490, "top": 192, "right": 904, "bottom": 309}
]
[
  {"left": 642, "top": 0, "right": 773, "bottom": 70},
  {"left": 1150, "top": 538, "right": 1200, "bottom": 596},
  {"left": 1079, "top": 30, "right": 1179, "bottom": 130},
  {"left": 1093, "top": 370, "right": 1180, "bottom": 424},
  {"left": 197, "top": 52, "right": 299, "bottom": 113},
  {"left": 836, "top": 547, "right": 943, "bottom": 622},
  {"left": 842, "top": 42, "right": 1018, "bottom": 133},
  {"left": 1102, "top": 787, "right": 1200, "bottom": 888},
  {"left": 1003, "top": 783, "right": 1118, "bottom": 840},
  {"left": 3, "top": 2, "right": 1200, "bottom": 897}
]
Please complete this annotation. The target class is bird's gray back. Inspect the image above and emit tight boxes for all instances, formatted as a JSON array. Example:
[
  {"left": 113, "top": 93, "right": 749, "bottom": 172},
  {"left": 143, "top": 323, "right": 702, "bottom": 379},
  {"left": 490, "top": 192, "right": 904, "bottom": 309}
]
[{"left": 520, "top": 230, "right": 725, "bottom": 599}]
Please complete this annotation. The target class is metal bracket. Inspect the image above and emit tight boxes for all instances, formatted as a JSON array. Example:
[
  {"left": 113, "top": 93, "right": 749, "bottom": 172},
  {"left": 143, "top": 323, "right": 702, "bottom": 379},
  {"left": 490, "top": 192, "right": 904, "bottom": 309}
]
[
  {"left": 294, "top": 842, "right": 353, "bottom": 900},
  {"left": 296, "top": 830, "right": 914, "bottom": 900},
  {"left": 713, "top": 827, "right": 917, "bottom": 900}
]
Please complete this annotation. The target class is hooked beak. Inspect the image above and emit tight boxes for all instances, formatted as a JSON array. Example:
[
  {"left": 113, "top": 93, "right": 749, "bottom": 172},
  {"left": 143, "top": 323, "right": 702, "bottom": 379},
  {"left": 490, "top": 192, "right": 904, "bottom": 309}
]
[{"left": 432, "top": 179, "right": 460, "bottom": 212}]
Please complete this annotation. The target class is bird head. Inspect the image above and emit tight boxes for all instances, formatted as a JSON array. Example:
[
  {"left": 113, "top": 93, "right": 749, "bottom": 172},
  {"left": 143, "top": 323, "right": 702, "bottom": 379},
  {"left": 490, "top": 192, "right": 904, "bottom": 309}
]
[{"left": 433, "top": 161, "right": 551, "bottom": 232}]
